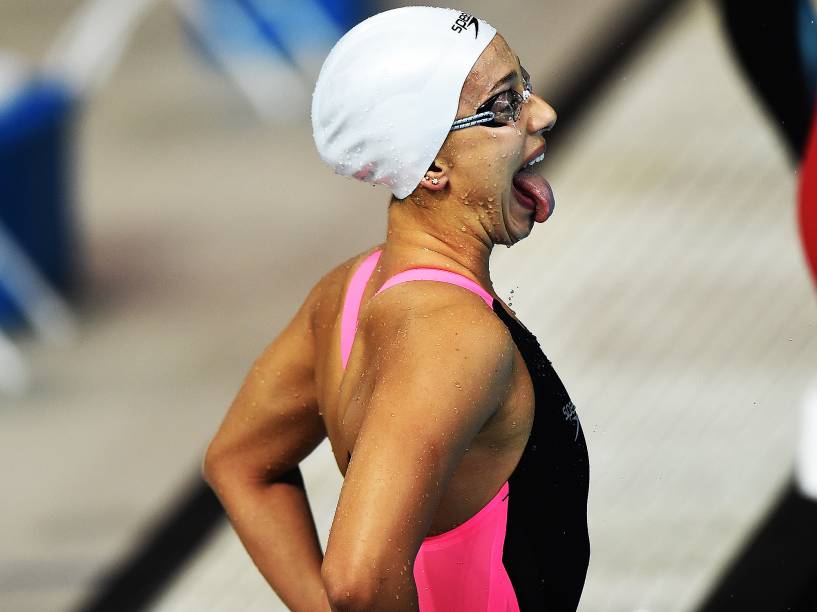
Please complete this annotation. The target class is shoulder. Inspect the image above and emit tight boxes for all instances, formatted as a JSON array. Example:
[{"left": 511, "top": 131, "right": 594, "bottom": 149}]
[
  {"left": 359, "top": 278, "right": 515, "bottom": 380},
  {"left": 305, "top": 243, "right": 386, "bottom": 321},
  {"left": 350, "top": 281, "right": 516, "bottom": 467},
  {"left": 322, "top": 243, "right": 385, "bottom": 287}
]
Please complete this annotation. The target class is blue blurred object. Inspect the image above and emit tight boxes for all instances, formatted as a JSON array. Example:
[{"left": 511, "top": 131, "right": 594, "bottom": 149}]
[
  {"left": 185, "top": 0, "right": 373, "bottom": 67},
  {"left": 177, "top": 0, "right": 375, "bottom": 122},
  {"left": 0, "top": 77, "right": 77, "bottom": 329},
  {"left": 798, "top": 0, "right": 817, "bottom": 105},
  {"left": 315, "top": 0, "right": 373, "bottom": 32}
]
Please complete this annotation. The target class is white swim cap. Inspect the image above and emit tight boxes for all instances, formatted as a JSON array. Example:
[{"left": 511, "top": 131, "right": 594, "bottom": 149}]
[{"left": 311, "top": 7, "right": 497, "bottom": 200}]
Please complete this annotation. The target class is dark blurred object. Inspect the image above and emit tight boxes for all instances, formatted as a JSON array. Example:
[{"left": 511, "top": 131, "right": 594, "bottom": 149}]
[
  {"left": 0, "top": 77, "right": 78, "bottom": 330},
  {"left": 696, "top": 479, "right": 817, "bottom": 612},
  {"left": 799, "top": 0, "right": 817, "bottom": 105},
  {"left": 73, "top": 477, "right": 224, "bottom": 612},
  {"left": 716, "top": 0, "right": 815, "bottom": 162}
]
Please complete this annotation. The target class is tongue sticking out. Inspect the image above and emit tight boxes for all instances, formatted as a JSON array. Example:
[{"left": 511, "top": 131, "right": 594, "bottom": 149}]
[{"left": 512, "top": 169, "right": 555, "bottom": 223}]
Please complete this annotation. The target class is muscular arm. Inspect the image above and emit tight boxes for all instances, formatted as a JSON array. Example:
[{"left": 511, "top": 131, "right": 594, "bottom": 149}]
[
  {"left": 203, "top": 285, "right": 331, "bottom": 612},
  {"left": 321, "top": 290, "right": 516, "bottom": 611}
]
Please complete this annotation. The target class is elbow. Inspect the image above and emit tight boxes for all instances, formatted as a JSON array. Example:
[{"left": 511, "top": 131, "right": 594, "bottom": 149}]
[
  {"left": 325, "top": 586, "right": 374, "bottom": 612},
  {"left": 201, "top": 439, "right": 229, "bottom": 488},
  {"left": 321, "top": 563, "right": 376, "bottom": 612}
]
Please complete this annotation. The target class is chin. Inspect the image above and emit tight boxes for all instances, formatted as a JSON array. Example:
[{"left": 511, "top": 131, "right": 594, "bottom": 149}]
[
  {"left": 512, "top": 227, "right": 533, "bottom": 244},
  {"left": 497, "top": 226, "right": 531, "bottom": 247},
  {"left": 501, "top": 211, "right": 534, "bottom": 246}
]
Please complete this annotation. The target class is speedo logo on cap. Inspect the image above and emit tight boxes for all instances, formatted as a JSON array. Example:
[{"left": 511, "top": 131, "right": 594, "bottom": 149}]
[{"left": 451, "top": 12, "right": 479, "bottom": 38}]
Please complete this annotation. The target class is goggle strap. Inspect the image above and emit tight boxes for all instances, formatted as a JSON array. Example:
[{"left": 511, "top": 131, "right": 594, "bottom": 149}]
[{"left": 450, "top": 111, "right": 495, "bottom": 132}]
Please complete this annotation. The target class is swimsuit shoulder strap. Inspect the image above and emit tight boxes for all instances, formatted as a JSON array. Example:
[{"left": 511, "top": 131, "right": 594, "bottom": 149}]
[
  {"left": 340, "top": 248, "right": 495, "bottom": 371},
  {"left": 374, "top": 267, "right": 494, "bottom": 307},
  {"left": 340, "top": 248, "right": 383, "bottom": 370}
]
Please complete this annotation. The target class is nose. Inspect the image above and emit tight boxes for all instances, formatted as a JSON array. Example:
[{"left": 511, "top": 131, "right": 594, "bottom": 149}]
[{"left": 528, "top": 94, "right": 557, "bottom": 135}]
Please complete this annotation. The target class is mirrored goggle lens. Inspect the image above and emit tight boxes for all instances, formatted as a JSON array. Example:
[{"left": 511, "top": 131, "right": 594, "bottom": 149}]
[
  {"left": 489, "top": 91, "right": 523, "bottom": 123},
  {"left": 478, "top": 66, "right": 532, "bottom": 126}
]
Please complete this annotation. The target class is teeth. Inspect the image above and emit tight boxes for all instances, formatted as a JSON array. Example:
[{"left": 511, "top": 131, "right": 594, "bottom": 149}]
[{"left": 524, "top": 152, "right": 545, "bottom": 168}]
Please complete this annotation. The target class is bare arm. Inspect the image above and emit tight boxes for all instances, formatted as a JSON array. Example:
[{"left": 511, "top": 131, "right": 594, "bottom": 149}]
[
  {"left": 203, "top": 284, "right": 331, "bottom": 612},
  {"left": 320, "top": 289, "right": 516, "bottom": 611}
]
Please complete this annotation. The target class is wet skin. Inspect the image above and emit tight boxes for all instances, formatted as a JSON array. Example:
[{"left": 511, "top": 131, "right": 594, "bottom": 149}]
[
  {"left": 380, "top": 33, "right": 558, "bottom": 299},
  {"left": 203, "top": 33, "right": 560, "bottom": 612}
]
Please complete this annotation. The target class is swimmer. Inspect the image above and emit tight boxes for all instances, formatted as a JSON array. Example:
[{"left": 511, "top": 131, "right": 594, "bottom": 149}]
[{"left": 203, "top": 7, "right": 589, "bottom": 611}]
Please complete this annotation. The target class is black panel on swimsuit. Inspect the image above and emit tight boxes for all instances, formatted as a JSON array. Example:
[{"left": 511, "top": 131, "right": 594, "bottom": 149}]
[{"left": 492, "top": 300, "right": 590, "bottom": 612}]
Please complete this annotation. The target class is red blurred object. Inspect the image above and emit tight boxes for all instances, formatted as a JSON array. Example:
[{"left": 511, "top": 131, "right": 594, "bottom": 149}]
[{"left": 799, "top": 95, "right": 817, "bottom": 290}]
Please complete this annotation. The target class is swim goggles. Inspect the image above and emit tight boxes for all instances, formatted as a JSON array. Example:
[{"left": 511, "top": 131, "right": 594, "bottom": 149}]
[{"left": 450, "top": 66, "right": 532, "bottom": 131}]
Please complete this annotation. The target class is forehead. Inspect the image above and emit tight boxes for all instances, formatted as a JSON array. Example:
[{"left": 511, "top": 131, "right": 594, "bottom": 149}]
[{"left": 459, "top": 34, "right": 521, "bottom": 111}]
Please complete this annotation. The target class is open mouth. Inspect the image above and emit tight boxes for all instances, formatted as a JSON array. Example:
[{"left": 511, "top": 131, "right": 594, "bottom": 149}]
[
  {"left": 519, "top": 149, "right": 546, "bottom": 171},
  {"left": 511, "top": 147, "right": 554, "bottom": 223}
]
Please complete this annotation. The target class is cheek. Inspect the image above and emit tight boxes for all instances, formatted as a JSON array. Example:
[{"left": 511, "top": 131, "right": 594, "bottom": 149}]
[
  {"left": 451, "top": 135, "right": 522, "bottom": 196},
  {"left": 477, "top": 149, "right": 518, "bottom": 180},
  {"left": 467, "top": 163, "right": 514, "bottom": 204},
  {"left": 482, "top": 159, "right": 519, "bottom": 199}
]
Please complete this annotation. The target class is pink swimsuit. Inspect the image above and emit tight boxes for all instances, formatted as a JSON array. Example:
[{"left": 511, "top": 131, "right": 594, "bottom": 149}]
[
  {"left": 340, "top": 248, "right": 519, "bottom": 612},
  {"left": 339, "top": 248, "right": 590, "bottom": 611}
]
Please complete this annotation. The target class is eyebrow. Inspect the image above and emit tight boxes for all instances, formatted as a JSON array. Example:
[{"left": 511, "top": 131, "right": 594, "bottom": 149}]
[{"left": 486, "top": 55, "right": 523, "bottom": 97}]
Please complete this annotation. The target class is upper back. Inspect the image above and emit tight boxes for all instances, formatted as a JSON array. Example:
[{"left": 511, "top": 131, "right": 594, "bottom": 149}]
[{"left": 309, "top": 245, "right": 528, "bottom": 477}]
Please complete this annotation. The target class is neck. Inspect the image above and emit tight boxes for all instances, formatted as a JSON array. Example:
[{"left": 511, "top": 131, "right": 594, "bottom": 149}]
[{"left": 382, "top": 195, "right": 497, "bottom": 296}]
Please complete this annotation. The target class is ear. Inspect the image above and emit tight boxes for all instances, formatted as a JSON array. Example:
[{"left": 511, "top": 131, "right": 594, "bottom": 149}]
[{"left": 421, "top": 164, "right": 449, "bottom": 191}]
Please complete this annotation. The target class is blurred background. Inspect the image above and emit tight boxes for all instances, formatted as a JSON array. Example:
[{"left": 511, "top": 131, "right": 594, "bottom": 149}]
[{"left": 1, "top": 0, "right": 815, "bottom": 611}]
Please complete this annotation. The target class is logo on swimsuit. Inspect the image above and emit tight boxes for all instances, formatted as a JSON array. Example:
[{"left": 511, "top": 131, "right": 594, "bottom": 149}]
[
  {"left": 562, "top": 401, "right": 581, "bottom": 442},
  {"left": 450, "top": 12, "right": 479, "bottom": 38}
]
